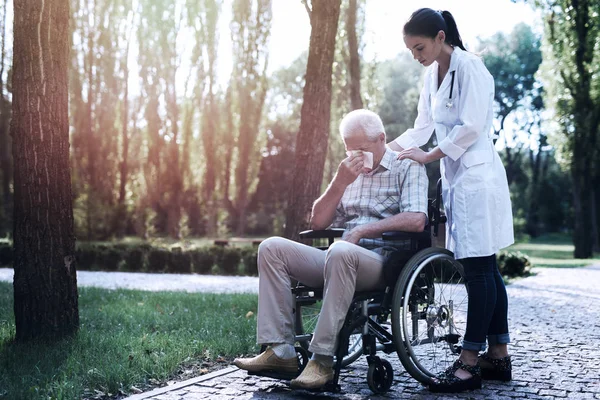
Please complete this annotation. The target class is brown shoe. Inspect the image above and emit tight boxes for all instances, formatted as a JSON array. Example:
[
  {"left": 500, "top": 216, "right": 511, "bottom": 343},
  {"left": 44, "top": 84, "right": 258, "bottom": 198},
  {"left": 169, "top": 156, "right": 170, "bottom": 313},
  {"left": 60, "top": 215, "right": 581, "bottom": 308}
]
[
  {"left": 290, "top": 360, "right": 334, "bottom": 390},
  {"left": 233, "top": 347, "right": 298, "bottom": 373}
]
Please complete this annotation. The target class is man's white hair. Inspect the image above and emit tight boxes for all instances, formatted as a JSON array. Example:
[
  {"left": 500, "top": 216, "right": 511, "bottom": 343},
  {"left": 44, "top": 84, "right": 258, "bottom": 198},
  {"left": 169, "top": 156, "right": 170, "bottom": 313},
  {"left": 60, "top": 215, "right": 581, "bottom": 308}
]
[{"left": 339, "top": 109, "right": 386, "bottom": 141}]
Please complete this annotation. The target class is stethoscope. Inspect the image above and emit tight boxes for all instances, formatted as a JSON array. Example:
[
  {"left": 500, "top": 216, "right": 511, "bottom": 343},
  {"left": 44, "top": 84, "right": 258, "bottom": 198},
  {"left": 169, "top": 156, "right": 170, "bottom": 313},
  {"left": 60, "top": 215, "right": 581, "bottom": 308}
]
[{"left": 445, "top": 71, "right": 456, "bottom": 109}]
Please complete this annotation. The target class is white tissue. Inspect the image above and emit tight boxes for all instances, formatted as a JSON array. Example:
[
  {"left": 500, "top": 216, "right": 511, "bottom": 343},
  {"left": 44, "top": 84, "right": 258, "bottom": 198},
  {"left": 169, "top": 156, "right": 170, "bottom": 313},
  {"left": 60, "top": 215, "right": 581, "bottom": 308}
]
[{"left": 346, "top": 150, "right": 374, "bottom": 169}]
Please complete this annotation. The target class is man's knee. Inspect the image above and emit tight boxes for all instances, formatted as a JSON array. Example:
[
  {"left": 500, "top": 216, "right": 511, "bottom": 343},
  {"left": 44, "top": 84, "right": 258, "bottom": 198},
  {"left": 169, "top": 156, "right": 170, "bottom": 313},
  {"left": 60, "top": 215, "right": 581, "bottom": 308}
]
[
  {"left": 257, "top": 236, "right": 288, "bottom": 271},
  {"left": 325, "top": 241, "right": 359, "bottom": 271}
]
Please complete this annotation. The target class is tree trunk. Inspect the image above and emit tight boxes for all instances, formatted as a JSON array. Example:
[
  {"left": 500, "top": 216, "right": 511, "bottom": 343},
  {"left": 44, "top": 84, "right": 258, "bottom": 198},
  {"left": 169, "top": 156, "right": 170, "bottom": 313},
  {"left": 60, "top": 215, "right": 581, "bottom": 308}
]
[
  {"left": 571, "top": 169, "right": 594, "bottom": 258},
  {"left": 284, "top": 0, "right": 341, "bottom": 241},
  {"left": 11, "top": 0, "right": 78, "bottom": 341},
  {"left": 346, "top": 0, "right": 363, "bottom": 110},
  {"left": 115, "top": 37, "right": 130, "bottom": 238}
]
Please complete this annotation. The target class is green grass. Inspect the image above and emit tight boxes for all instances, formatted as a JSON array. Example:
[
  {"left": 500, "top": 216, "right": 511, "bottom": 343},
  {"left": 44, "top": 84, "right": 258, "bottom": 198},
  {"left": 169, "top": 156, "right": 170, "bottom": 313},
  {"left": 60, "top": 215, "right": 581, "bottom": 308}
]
[
  {"left": 507, "top": 233, "right": 600, "bottom": 268},
  {"left": 0, "top": 283, "right": 258, "bottom": 400}
]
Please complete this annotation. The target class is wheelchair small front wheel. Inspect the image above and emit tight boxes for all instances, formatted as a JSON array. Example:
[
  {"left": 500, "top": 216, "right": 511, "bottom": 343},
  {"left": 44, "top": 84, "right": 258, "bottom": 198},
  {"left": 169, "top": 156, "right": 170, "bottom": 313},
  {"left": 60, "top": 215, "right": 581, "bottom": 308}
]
[
  {"left": 367, "top": 358, "right": 394, "bottom": 393},
  {"left": 391, "top": 247, "right": 468, "bottom": 384}
]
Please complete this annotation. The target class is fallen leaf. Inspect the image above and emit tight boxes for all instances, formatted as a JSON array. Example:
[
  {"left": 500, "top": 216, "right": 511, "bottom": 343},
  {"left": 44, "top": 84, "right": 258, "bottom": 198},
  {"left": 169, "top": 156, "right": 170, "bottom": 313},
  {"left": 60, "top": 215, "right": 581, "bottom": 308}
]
[{"left": 130, "top": 386, "right": 143, "bottom": 394}]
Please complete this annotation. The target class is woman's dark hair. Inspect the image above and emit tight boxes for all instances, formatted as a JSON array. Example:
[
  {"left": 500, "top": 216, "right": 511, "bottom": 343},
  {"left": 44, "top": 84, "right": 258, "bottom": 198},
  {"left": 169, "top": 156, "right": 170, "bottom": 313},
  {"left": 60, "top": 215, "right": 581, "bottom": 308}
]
[{"left": 403, "top": 8, "right": 466, "bottom": 51}]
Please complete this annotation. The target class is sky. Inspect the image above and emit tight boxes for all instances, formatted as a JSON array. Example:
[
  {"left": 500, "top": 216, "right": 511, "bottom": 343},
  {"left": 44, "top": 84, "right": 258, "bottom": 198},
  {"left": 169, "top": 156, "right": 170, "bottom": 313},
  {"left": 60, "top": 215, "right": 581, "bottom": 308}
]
[{"left": 217, "top": 0, "right": 543, "bottom": 78}]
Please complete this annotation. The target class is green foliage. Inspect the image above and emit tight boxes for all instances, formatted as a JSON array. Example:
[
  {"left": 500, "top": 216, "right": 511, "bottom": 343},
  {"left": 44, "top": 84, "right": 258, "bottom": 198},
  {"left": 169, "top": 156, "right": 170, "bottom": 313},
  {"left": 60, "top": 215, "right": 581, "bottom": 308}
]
[
  {"left": 497, "top": 250, "right": 532, "bottom": 277},
  {"left": 147, "top": 248, "right": 170, "bottom": 273},
  {"left": 375, "top": 52, "right": 423, "bottom": 142},
  {"left": 0, "top": 242, "right": 11, "bottom": 267},
  {"left": 0, "top": 283, "right": 258, "bottom": 400},
  {"left": 191, "top": 247, "right": 216, "bottom": 274},
  {"left": 240, "top": 247, "right": 259, "bottom": 276}
]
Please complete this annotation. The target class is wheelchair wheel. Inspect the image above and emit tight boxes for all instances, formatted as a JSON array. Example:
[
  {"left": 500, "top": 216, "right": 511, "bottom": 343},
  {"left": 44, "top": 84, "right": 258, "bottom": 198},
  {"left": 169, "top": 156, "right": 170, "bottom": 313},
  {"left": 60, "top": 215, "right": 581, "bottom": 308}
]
[
  {"left": 391, "top": 247, "right": 467, "bottom": 384},
  {"left": 294, "top": 299, "right": 364, "bottom": 367},
  {"left": 367, "top": 358, "right": 394, "bottom": 393}
]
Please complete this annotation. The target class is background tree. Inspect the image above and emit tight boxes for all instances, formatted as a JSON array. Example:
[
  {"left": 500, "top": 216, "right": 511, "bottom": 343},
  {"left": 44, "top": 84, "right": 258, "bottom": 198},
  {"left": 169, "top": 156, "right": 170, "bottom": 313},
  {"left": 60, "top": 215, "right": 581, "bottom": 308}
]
[
  {"left": 12, "top": 0, "right": 78, "bottom": 340},
  {"left": 0, "top": 0, "right": 11, "bottom": 237},
  {"left": 225, "top": 0, "right": 272, "bottom": 235},
  {"left": 284, "top": 0, "right": 342, "bottom": 240},
  {"left": 479, "top": 23, "right": 543, "bottom": 185},
  {"left": 520, "top": 0, "right": 600, "bottom": 257}
]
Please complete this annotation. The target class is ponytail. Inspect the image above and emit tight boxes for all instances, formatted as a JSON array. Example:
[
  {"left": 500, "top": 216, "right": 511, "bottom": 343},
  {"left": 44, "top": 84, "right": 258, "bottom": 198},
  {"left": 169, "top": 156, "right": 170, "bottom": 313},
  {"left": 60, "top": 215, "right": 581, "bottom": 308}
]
[
  {"left": 440, "top": 11, "right": 466, "bottom": 51},
  {"left": 403, "top": 8, "right": 467, "bottom": 51}
]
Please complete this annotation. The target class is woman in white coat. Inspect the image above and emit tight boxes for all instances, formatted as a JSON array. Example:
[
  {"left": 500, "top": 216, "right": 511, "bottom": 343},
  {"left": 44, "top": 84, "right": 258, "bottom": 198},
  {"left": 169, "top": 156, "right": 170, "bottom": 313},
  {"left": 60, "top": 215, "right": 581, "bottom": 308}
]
[{"left": 388, "top": 8, "right": 514, "bottom": 393}]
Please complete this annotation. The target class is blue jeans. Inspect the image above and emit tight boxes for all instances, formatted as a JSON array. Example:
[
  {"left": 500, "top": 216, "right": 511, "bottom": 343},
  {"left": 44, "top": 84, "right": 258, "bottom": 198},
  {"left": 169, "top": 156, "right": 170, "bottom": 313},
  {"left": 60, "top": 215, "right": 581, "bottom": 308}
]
[{"left": 459, "top": 254, "right": 510, "bottom": 351}]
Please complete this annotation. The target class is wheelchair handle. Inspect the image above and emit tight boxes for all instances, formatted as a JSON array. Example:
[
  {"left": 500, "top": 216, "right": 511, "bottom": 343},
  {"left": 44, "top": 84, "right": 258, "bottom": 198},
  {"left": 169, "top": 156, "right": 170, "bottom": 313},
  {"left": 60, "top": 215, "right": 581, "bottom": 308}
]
[{"left": 431, "top": 178, "right": 446, "bottom": 237}]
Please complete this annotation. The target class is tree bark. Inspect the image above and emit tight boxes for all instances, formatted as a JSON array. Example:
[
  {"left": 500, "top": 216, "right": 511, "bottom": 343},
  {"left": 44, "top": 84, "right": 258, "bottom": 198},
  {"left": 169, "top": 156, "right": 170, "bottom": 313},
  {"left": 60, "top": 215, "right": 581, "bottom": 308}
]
[
  {"left": 11, "top": 0, "right": 78, "bottom": 341},
  {"left": 346, "top": 0, "right": 363, "bottom": 110},
  {"left": 284, "top": 0, "right": 342, "bottom": 241}
]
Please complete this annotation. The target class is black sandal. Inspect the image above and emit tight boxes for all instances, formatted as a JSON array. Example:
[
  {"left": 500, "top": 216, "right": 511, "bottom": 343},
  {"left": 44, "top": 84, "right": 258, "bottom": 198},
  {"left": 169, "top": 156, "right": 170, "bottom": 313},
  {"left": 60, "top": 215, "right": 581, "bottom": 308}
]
[
  {"left": 479, "top": 352, "right": 512, "bottom": 381},
  {"left": 428, "top": 359, "right": 482, "bottom": 393}
]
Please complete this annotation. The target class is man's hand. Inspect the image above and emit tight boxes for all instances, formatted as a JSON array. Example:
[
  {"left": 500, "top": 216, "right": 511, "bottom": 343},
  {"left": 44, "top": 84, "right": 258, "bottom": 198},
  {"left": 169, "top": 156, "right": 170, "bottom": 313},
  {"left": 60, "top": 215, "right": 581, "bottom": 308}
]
[
  {"left": 334, "top": 152, "right": 365, "bottom": 187},
  {"left": 343, "top": 226, "right": 364, "bottom": 245}
]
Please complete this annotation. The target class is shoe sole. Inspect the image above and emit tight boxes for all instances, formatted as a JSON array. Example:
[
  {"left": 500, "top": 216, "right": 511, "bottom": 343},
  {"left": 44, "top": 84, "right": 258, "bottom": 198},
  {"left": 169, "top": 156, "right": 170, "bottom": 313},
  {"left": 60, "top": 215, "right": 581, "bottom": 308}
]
[
  {"left": 429, "top": 377, "right": 482, "bottom": 393},
  {"left": 481, "top": 369, "right": 512, "bottom": 382}
]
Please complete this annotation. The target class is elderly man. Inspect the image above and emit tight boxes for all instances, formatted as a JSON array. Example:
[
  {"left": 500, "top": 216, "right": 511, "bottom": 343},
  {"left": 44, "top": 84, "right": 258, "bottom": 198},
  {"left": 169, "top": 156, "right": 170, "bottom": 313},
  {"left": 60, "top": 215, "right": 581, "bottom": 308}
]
[{"left": 234, "top": 109, "right": 428, "bottom": 390}]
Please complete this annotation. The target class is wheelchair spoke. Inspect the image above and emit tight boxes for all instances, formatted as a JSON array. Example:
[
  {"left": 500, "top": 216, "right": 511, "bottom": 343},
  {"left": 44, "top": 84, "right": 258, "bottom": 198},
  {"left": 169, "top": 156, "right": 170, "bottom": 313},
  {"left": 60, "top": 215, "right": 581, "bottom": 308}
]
[{"left": 394, "top": 250, "right": 469, "bottom": 381}]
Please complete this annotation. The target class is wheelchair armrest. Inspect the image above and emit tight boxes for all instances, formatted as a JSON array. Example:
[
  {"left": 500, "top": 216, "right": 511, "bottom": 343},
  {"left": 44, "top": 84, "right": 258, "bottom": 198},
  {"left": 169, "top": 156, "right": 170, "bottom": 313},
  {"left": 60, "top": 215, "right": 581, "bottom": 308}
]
[
  {"left": 299, "top": 228, "right": 345, "bottom": 239},
  {"left": 381, "top": 230, "right": 431, "bottom": 241}
]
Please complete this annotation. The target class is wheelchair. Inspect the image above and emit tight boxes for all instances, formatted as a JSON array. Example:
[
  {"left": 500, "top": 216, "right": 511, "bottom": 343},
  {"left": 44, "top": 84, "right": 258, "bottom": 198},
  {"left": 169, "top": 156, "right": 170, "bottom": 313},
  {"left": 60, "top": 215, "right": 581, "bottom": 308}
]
[{"left": 248, "top": 180, "right": 468, "bottom": 394}]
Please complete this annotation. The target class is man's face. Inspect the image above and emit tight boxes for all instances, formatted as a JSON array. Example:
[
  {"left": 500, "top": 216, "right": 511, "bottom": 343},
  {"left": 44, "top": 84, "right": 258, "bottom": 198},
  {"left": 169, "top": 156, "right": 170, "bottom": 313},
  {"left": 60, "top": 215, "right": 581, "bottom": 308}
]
[
  {"left": 344, "top": 131, "right": 386, "bottom": 170},
  {"left": 404, "top": 32, "right": 444, "bottom": 67}
]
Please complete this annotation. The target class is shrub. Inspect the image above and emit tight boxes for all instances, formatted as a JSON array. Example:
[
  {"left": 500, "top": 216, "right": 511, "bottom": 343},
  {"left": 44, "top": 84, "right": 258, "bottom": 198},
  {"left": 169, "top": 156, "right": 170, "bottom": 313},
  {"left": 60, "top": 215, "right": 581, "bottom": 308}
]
[
  {"left": 0, "top": 244, "right": 12, "bottom": 267},
  {"left": 240, "top": 247, "right": 258, "bottom": 276},
  {"left": 123, "top": 247, "right": 146, "bottom": 272},
  {"left": 168, "top": 248, "right": 192, "bottom": 274},
  {"left": 76, "top": 246, "right": 98, "bottom": 270},
  {"left": 191, "top": 248, "right": 215, "bottom": 275},
  {"left": 147, "top": 249, "right": 170, "bottom": 272},
  {"left": 497, "top": 251, "right": 531, "bottom": 278},
  {"left": 99, "top": 249, "right": 123, "bottom": 271},
  {"left": 210, "top": 246, "right": 242, "bottom": 276}
]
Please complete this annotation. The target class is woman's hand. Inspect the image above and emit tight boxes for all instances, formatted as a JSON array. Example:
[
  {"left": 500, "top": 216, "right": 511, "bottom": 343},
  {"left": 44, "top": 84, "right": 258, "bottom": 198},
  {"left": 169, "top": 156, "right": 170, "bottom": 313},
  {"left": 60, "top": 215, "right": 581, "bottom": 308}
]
[{"left": 397, "top": 147, "right": 430, "bottom": 164}]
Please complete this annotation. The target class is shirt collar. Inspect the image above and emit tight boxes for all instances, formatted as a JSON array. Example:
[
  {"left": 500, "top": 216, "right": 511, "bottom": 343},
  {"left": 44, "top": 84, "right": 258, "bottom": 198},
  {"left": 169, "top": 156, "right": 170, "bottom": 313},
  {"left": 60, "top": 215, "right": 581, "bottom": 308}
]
[
  {"left": 448, "top": 46, "right": 462, "bottom": 73},
  {"left": 377, "top": 148, "right": 396, "bottom": 171}
]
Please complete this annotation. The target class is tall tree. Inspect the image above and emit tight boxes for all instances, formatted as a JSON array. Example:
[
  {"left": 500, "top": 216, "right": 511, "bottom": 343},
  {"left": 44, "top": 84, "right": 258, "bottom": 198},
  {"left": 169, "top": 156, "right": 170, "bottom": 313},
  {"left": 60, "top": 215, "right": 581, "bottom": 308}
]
[
  {"left": 478, "top": 23, "right": 542, "bottom": 185},
  {"left": 137, "top": 1, "right": 184, "bottom": 238},
  {"left": 284, "top": 0, "right": 341, "bottom": 240},
  {"left": 522, "top": 0, "right": 600, "bottom": 257},
  {"left": 12, "top": 0, "right": 78, "bottom": 340},
  {"left": 346, "top": 0, "right": 363, "bottom": 110},
  {"left": 186, "top": 0, "right": 222, "bottom": 236},
  {"left": 226, "top": 0, "right": 272, "bottom": 235}
]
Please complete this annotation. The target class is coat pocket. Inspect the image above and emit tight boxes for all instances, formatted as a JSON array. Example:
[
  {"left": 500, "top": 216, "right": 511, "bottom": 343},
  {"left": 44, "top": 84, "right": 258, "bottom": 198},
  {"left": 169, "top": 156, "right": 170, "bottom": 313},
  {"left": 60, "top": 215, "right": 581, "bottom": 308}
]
[{"left": 461, "top": 149, "right": 491, "bottom": 168}]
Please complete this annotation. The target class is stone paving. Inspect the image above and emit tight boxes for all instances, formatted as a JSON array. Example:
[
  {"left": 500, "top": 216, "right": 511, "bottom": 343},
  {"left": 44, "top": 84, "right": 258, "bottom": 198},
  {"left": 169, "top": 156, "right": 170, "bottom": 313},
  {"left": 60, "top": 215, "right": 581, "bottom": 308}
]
[{"left": 123, "top": 265, "right": 600, "bottom": 400}]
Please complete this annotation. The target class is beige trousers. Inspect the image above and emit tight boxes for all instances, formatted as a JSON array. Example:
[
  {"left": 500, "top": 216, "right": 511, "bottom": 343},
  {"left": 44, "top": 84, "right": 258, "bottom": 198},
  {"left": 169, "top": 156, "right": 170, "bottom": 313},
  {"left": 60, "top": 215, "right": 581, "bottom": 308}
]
[{"left": 256, "top": 236, "right": 386, "bottom": 356}]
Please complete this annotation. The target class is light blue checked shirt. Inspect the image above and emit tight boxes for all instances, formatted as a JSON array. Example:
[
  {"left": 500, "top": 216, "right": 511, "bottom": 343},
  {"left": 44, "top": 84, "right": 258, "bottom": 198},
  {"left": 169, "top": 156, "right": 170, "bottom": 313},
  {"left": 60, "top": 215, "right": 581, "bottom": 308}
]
[{"left": 330, "top": 148, "right": 429, "bottom": 255}]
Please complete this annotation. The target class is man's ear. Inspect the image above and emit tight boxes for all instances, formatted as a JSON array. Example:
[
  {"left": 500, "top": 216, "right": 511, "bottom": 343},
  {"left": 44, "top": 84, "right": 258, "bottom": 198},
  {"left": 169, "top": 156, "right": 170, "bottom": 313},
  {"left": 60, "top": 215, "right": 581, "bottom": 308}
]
[{"left": 379, "top": 132, "right": 386, "bottom": 142}]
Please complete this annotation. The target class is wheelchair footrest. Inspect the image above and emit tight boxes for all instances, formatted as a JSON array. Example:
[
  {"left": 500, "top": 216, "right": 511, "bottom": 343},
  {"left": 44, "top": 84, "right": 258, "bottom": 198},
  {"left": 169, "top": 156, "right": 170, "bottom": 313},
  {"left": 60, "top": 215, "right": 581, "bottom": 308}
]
[{"left": 247, "top": 369, "right": 300, "bottom": 381}]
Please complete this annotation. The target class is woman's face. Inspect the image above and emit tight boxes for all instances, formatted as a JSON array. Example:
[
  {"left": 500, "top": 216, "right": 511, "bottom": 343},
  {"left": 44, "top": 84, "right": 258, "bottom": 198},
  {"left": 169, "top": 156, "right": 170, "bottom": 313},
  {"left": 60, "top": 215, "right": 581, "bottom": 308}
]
[{"left": 404, "top": 31, "right": 444, "bottom": 67}]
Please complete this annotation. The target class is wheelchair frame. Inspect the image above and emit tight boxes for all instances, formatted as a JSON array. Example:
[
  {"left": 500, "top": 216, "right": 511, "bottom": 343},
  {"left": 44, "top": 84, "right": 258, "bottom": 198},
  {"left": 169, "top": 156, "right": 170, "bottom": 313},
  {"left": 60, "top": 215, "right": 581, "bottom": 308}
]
[{"left": 248, "top": 180, "right": 468, "bottom": 393}]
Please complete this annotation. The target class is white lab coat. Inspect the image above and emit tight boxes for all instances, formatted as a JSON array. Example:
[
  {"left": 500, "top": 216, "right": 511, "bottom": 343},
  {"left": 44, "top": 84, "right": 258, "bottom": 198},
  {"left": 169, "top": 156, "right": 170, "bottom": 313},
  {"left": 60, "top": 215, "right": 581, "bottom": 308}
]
[{"left": 394, "top": 47, "right": 514, "bottom": 259}]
